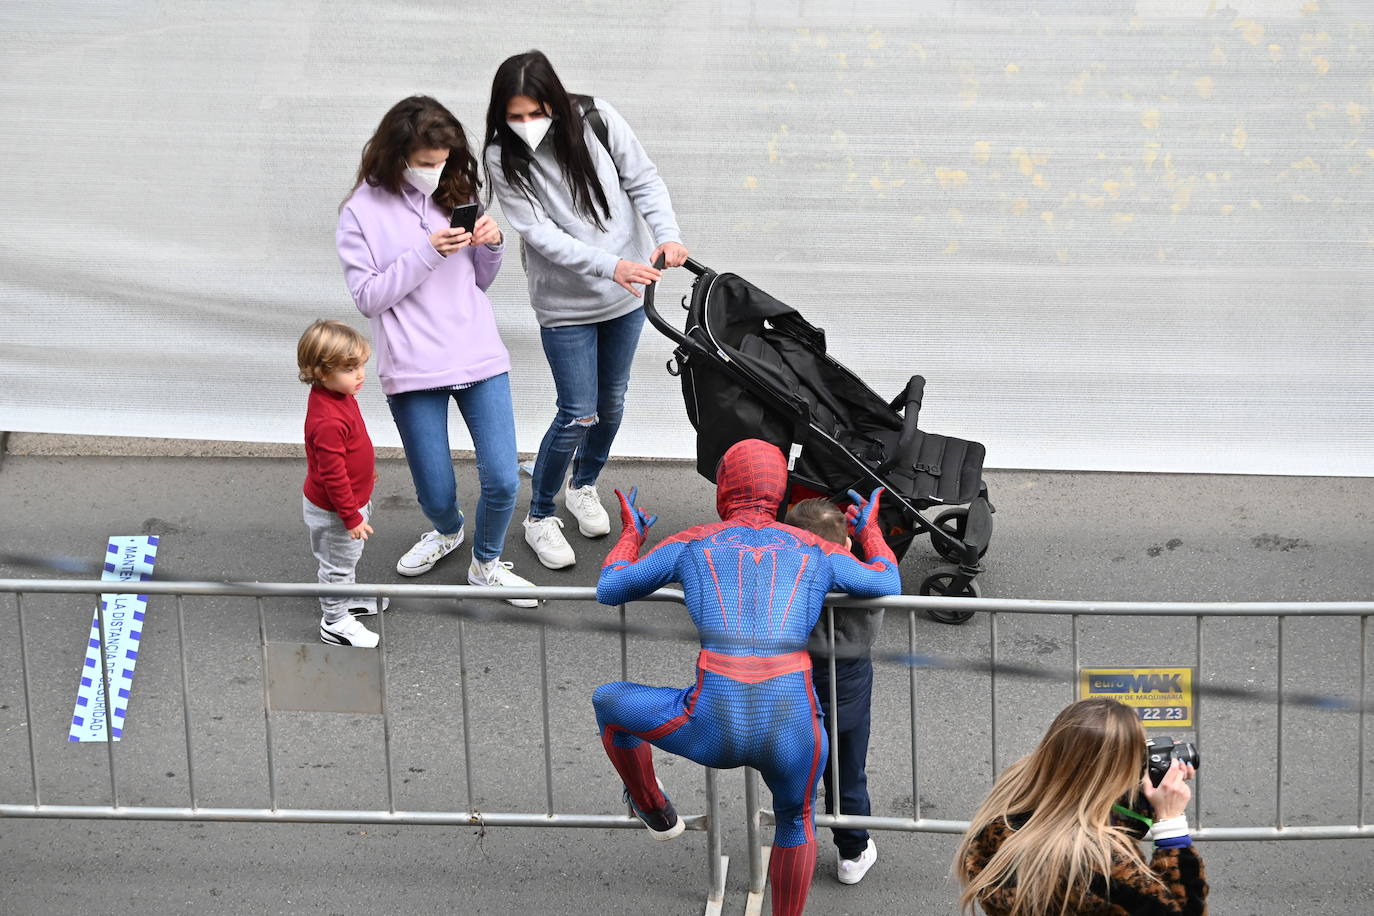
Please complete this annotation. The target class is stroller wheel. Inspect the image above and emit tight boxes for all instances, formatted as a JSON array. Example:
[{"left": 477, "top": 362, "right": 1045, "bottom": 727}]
[
  {"left": 931, "top": 508, "right": 989, "bottom": 564},
  {"left": 918, "top": 566, "right": 982, "bottom": 625}
]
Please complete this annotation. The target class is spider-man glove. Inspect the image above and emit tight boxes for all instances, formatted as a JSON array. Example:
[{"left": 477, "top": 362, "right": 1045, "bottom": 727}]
[
  {"left": 604, "top": 487, "right": 658, "bottom": 567},
  {"left": 846, "top": 487, "right": 897, "bottom": 565}
]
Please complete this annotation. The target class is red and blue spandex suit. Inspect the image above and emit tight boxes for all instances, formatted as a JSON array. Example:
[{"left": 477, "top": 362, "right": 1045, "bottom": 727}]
[{"left": 593, "top": 439, "right": 899, "bottom": 915}]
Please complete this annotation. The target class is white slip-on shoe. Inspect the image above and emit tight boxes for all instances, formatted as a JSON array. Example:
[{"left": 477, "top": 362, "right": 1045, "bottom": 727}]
[
  {"left": 319, "top": 614, "right": 379, "bottom": 648},
  {"left": 564, "top": 484, "right": 611, "bottom": 538},
  {"left": 395, "top": 529, "right": 464, "bottom": 577},
  {"left": 523, "top": 515, "right": 575, "bottom": 569},
  {"left": 468, "top": 556, "right": 539, "bottom": 608},
  {"left": 836, "top": 838, "right": 877, "bottom": 885}
]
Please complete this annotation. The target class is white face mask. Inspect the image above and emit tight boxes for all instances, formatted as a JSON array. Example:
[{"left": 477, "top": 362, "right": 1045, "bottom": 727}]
[
  {"left": 403, "top": 164, "right": 443, "bottom": 196},
  {"left": 508, "top": 116, "right": 552, "bottom": 152}
]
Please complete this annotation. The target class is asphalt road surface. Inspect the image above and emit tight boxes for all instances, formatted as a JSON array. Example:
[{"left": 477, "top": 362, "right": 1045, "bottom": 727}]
[{"left": 1, "top": 452, "right": 1372, "bottom": 914}]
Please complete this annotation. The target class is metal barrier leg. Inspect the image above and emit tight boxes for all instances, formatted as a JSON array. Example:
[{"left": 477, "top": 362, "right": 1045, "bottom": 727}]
[
  {"left": 16, "top": 593, "right": 41, "bottom": 807},
  {"left": 744, "top": 766, "right": 769, "bottom": 916},
  {"left": 703, "top": 766, "right": 727, "bottom": 916},
  {"left": 378, "top": 593, "right": 397, "bottom": 814},
  {"left": 256, "top": 597, "right": 278, "bottom": 811},
  {"left": 95, "top": 597, "right": 119, "bottom": 808},
  {"left": 174, "top": 596, "right": 199, "bottom": 809}
]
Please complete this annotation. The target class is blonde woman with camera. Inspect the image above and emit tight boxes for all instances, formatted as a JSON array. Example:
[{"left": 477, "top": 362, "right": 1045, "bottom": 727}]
[{"left": 956, "top": 698, "right": 1208, "bottom": 915}]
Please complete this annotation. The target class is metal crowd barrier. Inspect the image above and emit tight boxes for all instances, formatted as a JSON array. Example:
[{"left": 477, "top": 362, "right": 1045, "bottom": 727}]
[
  {"left": 4, "top": 579, "right": 1373, "bottom": 915},
  {"left": 0, "top": 579, "right": 728, "bottom": 915},
  {"left": 741, "top": 595, "right": 1374, "bottom": 914}
]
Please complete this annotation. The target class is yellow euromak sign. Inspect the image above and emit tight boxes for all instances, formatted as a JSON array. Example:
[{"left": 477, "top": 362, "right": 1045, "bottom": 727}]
[{"left": 1078, "top": 667, "right": 1194, "bottom": 728}]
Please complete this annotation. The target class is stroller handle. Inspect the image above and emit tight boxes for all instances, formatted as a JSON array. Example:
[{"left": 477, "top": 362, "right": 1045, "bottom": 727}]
[{"left": 643, "top": 253, "right": 708, "bottom": 348}]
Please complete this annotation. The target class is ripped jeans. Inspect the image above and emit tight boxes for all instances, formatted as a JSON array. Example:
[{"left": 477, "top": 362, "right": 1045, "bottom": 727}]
[{"left": 529, "top": 306, "right": 646, "bottom": 520}]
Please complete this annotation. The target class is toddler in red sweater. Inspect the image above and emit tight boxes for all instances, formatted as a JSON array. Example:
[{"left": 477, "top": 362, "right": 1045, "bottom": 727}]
[{"left": 298, "top": 320, "right": 384, "bottom": 648}]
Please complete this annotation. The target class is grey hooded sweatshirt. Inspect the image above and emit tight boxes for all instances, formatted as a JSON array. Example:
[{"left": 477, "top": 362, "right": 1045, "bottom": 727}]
[{"left": 485, "top": 98, "right": 683, "bottom": 328}]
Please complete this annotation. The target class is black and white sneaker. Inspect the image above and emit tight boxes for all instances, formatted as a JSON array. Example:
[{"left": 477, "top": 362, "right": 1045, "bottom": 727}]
[
  {"left": 319, "top": 614, "right": 379, "bottom": 648},
  {"left": 624, "top": 782, "right": 685, "bottom": 841},
  {"left": 347, "top": 597, "right": 390, "bottom": 618}
]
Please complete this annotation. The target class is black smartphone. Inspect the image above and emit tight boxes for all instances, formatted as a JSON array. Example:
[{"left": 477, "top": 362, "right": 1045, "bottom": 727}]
[{"left": 450, "top": 203, "right": 479, "bottom": 233}]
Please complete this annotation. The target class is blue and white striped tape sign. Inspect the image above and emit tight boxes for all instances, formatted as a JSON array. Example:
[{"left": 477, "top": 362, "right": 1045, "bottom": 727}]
[{"left": 69, "top": 536, "right": 159, "bottom": 742}]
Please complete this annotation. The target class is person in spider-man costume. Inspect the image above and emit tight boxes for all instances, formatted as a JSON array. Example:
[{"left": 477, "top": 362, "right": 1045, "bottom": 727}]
[{"left": 592, "top": 438, "right": 900, "bottom": 916}]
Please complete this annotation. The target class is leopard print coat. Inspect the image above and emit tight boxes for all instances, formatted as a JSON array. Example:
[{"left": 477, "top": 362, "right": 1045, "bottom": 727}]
[{"left": 962, "top": 816, "right": 1208, "bottom": 915}]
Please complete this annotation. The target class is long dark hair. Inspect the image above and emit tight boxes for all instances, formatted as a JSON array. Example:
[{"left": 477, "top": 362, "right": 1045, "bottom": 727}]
[
  {"left": 483, "top": 50, "right": 611, "bottom": 231},
  {"left": 346, "top": 96, "right": 479, "bottom": 212}
]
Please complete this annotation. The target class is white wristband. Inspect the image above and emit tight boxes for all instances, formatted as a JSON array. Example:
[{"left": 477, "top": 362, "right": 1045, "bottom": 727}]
[{"left": 1148, "top": 815, "right": 1189, "bottom": 840}]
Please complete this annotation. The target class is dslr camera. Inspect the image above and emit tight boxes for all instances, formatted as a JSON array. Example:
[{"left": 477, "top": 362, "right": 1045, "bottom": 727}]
[
  {"left": 1146, "top": 735, "right": 1200, "bottom": 786},
  {"left": 1112, "top": 736, "right": 1201, "bottom": 838}
]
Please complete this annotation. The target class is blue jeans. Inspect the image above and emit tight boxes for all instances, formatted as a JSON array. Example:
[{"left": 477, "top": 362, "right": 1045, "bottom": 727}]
[
  {"left": 811, "top": 654, "right": 874, "bottom": 859},
  {"left": 387, "top": 373, "right": 519, "bottom": 563},
  {"left": 529, "top": 306, "right": 645, "bottom": 519}
]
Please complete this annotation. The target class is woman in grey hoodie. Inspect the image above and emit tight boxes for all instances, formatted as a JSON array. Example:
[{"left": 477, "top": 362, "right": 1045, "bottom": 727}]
[{"left": 483, "top": 50, "right": 688, "bottom": 570}]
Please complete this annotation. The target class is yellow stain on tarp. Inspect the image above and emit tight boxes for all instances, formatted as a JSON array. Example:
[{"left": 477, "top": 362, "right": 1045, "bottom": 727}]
[
  {"left": 743, "top": 177, "right": 758, "bottom": 190},
  {"left": 947, "top": 208, "right": 964, "bottom": 223},
  {"left": 1211, "top": 45, "right": 1227, "bottom": 65},
  {"left": 1348, "top": 103, "right": 1365, "bottom": 126},
  {"left": 1291, "top": 157, "right": 1321, "bottom": 171},
  {"left": 1292, "top": 193, "right": 1313, "bottom": 202},
  {"left": 786, "top": 81, "right": 797, "bottom": 92},
  {"left": 1367, "top": 148, "right": 1374, "bottom": 158},
  {"left": 1111, "top": 212, "right": 1135, "bottom": 226},
  {"left": 1143, "top": 148, "right": 1159, "bottom": 170},
  {"left": 1171, "top": 186, "right": 1193, "bottom": 214},
  {"left": 1268, "top": 44, "right": 1283, "bottom": 61},
  {"left": 909, "top": 44, "right": 927, "bottom": 62},
  {"left": 832, "top": 52, "right": 849, "bottom": 69},
  {"left": 1103, "top": 180, "right": 1122, "bottom": 199},
  {"left": 1302, "top": 1, "right": 1321, "bottom": 14},
  {"left": 1130, "top": 16, "right": 1144, "bottom": 30},
  {"left": 1040, "top": 211, "right": 1055, "bottom": 226},
  {"left": 1233, "top": 125, "right": 1248, "bottom": 150},
  {"left": 1195, "top": 76, "right": 1214, "bottom": 99},
  {"left": 1056, "top": 249, "right": 1069, "bottom": 263},
  {"left": 1250, "top": 200, "right": 1263, "bottom": 209},
  {"left": 973, "top": 141, "right": 992, "bottom": 164},
  {"left": 1011, "top": 198, "right": 1029, "bottom": 215},
  {"left": 870, "top": 177, "right": 907, "bottom": 191},
  {"left": 1069, "top": 70, "right": 1090, "bottom": 95},
  {"left": 1142, "top": 109, "right": 1161, "bottom": 129},
  {"left": 868, "top": 31, "right": 884, "bottom": 50},
  {"left": 1314, "top": 56, "right": 1331, "bottom": 74},
  {"left": 908, "top": 157, "right": 928, "bottom": 172},
  {"left": 1234, "top": 19, "right": 1264, "bottom": 46},
  {"left": 1005, "top": 63, "right": 1020, "bottom": 75},
  {"left": 1032, "top": 173, "right": 1047, "bottom": 188},
  {"left": 1082, "top": 195, "right": 1106, "bottom": 209},
  {"left": 1220, "top": 204, "right": 1235, "bottom": 215},
  {"left": 961, "top": 86, "right": 978, "bottom": 108},
  {"left": 942, "top": 241, "right": 960, "bottom": 255},
  {"left": 936, "top": 169, "right": 968, "bottom": 187},
  {"left": 1011, "top": 148, "right": 1033, "bottom": 176},
  {"left": 768, "top": 140, "right": 779, "bottom": 163}
]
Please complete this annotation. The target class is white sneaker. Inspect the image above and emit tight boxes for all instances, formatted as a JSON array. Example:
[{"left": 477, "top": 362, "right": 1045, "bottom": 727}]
[
  {"left": 347, "top": 597, "right": 390, "bottom": 618},
  {"left": 523, "top": 515, "right": 575, "bottom": 569},
  {"left": 320, "top": 614, "right": 379, "bottom": 648},
  {"left": 396, "top": 529, "right": 464, "bottom": 576},
  {"left": 468, "top": 556, "right": 539, "bottom": 608},
  {"left": 564, "top": 484, "right": 611, "bottom": 537},
  {"left": 836, "top": 838, "right": 877, "bottom": 885}
]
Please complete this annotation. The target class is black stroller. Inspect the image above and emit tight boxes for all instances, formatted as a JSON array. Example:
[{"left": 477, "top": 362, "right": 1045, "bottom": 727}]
[{"left": 644, "top": 258, "right": 993, "bottom": 624}]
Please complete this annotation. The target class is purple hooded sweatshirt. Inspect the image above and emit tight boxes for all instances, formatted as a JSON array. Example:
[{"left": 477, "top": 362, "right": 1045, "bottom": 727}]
[{"left": 336, "top": 181, "right": 510, "bottom": 395}]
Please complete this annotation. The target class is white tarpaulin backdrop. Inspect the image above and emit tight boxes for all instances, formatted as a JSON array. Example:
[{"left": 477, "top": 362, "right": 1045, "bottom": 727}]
[{"left": 2, "top": 1, "right": 1371, "bottom": 475}]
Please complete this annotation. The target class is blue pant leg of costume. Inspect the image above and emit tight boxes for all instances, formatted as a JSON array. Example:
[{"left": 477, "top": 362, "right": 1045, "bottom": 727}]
[{"left": 750, "top": 671, "right": 829, "bottom": 849}]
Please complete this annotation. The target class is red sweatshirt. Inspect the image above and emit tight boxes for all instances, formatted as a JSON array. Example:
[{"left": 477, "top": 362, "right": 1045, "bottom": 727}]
[{"left": 303, "top": 385, "right": 375, "bottom": 529}]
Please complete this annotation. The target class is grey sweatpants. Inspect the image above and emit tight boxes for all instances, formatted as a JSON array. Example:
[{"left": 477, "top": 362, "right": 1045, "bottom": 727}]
[{"left": 302, "top": 496, "right": 378, "bottom": 623}]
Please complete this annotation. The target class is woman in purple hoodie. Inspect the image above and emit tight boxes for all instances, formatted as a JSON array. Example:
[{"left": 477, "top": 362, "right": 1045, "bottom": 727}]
[{"left": 337, "top": 95, "right": 538, "bottom": 607}]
